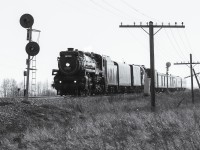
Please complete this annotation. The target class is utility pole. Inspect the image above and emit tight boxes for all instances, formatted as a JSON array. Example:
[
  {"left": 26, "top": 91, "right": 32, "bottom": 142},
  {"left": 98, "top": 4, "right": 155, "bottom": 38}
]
[
  {"left": 174, "top": 54, "right": 200, "bottom": 103},
  {"left": 120, "top": 21, "right": 185, "bottom": 110}
]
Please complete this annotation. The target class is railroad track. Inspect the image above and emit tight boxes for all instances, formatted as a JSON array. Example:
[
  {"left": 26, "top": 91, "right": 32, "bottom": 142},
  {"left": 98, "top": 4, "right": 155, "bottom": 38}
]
[{"left": 15, "top": 93, "right": 146, "bottom": 99}]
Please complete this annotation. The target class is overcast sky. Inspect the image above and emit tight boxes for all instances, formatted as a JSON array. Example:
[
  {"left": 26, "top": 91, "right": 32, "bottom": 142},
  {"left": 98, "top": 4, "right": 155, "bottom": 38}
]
[{"left": 0, "top": 0, "right": 199, "bottom": 88}]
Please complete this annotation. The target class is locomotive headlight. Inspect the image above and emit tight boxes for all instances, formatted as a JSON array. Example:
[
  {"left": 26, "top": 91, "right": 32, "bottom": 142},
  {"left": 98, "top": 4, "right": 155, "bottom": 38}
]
[
  {"left": 66, "top": 63, "right": 70, "bottom": 67},
  {"left": 59, "top": 81, "right": 62, "bottom": 83},
  {"left": 74, "top": 80, "right": 77, "bottom": 83}
]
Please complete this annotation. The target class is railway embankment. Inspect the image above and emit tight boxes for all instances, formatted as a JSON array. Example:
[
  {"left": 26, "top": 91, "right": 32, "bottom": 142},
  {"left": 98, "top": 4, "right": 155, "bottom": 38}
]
[{"left": 0, "top": 90, "right": 200, "bottom": 149}]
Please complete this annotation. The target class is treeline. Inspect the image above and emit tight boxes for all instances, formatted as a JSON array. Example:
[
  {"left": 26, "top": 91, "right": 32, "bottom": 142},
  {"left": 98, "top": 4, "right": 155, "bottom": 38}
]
[{"left": 0, "top": 78, "right": 56, "bottom": 97}]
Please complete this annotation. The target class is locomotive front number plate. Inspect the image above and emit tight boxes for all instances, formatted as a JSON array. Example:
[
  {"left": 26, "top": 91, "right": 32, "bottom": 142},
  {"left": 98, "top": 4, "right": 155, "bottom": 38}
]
[{"left": 65, "top": 55, "right": 72, "bottom": 57}]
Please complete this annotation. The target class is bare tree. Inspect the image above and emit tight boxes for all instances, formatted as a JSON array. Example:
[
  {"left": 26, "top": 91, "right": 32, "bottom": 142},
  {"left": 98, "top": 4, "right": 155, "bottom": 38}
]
[
  {"left": 1, "top": 78, "right": 18, "bottom": 97},
  {"left": 1, "top": 79, "right": 9, "bottom": 97},
  {"left": 0, "top": 78, "right": 56, "bottom": 97},
  {"left": 36, "top": 80, "right": 56, "bottom": 96},
  {"left": 37, "top": 81, "right": 42, "bottom": 96}
]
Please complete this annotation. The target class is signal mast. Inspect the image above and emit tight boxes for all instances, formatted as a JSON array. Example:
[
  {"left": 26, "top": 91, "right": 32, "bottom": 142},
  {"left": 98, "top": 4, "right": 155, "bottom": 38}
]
[{"left": 20, "top": 14, "right": 40, "bottom": 100}]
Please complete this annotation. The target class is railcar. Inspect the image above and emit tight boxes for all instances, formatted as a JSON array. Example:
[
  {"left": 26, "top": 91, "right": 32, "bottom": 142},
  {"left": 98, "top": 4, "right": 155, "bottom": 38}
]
[
  {"left": 157, "top": 72, "right": 167, "bottom": 92},
  {"left": 130, "top": 64, "right": 145, "bottom": 92},
  {"left": 103, "top": 55, "right": 118, "bottom": 93},
  {"left": 116, "top": 62, "right": 132, "bottom": 92}
]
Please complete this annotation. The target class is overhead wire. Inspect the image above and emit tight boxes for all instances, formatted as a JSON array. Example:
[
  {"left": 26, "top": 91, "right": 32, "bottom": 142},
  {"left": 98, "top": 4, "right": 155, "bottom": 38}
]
[
  {"left": 120, "top": 0, "right": 159, "bottom": 22},
  {"left": 89, "top": 0, "right": 120, "bottom": 17},
  {"left": 183, "top": 30, "right": 193, "bottom": 53},
  {"left": 102, "top": 0, "right": 139, "bottom": 21},
  {"left": 176, "top": 29, "right": 200, "bottom": 62},
  {"left": 89, "top": 0, "right": 143, "bottom": 22},
  {"left": 164, "top": 29, "right": 187, "bottom": 62},
  {"left": 154, "top": 35, "right": 178, "bottom": 63},
  {"left": 169, "top": 28, "right": 188, "bottom": 60},
  {"left": 176, "top": 29, "right": 191, "bottom": 56},
  {"left": 89, "top": 0, "right": 132, "bottom": 21},
  {"left": 182, "top": 29, "right": 199, "bottom": 61},
  {"left": 126, "top": 29, "right": 147, "bottom": 50}
]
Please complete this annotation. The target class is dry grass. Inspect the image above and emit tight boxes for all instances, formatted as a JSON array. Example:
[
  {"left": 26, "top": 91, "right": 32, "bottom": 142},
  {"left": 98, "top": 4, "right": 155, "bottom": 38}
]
[{"left": 0, "top": 90, "right": 200, "bottom": 149}]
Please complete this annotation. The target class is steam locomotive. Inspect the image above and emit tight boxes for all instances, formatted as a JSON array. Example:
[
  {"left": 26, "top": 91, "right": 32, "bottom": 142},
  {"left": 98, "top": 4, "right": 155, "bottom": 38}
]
[{"left": 52, "top": 48, "right": 186, "bottom": 96}]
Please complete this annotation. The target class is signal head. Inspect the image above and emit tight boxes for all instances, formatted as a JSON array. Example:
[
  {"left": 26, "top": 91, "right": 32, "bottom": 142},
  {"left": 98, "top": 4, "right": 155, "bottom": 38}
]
[
  {"left": 166, "top": 62, "right": 171, "bottom": 68},
  {"left": 20, "top": 14, "right": 34, "bottom": 28},
  {"left": 25, "top": 41, "right": 40, "bottom": 56}
]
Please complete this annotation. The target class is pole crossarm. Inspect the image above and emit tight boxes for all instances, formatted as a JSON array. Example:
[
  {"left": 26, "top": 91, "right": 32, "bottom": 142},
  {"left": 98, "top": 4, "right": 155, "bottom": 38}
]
[
  {"left": 174, "top": 62, "right": 200, "bottom": 65},
  {"left": 119, "top": 23, "right": 185, "bottom": 28}
]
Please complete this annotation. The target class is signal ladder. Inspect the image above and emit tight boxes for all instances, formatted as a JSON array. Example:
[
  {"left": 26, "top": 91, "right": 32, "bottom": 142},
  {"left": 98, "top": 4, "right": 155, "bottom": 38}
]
[{"left": 31, "top": 56, "right": 37, "bottom": 96}]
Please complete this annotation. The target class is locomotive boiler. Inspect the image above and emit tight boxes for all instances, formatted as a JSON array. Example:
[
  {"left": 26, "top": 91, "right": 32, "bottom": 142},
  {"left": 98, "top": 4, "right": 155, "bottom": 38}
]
[{"left": 52, "top": 48, "right": 105, "bottom": 95}]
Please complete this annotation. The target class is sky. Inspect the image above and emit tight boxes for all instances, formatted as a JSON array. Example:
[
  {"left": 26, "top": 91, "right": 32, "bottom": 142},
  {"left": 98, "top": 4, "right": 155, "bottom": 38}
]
[{"left": 0, "top": 0, "right": 200, "bottom": 88}]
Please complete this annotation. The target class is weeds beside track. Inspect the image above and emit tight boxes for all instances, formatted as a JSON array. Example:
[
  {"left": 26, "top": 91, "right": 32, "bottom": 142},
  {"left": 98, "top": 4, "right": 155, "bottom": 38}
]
[{"left": 0, "top": 90, "right": 200, "bottom": 149}]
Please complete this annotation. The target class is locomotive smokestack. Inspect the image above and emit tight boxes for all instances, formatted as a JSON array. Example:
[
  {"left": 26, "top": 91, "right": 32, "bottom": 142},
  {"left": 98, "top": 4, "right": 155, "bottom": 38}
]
[{"left": 68, "top": 48, "right": 74, "bottom": 51}]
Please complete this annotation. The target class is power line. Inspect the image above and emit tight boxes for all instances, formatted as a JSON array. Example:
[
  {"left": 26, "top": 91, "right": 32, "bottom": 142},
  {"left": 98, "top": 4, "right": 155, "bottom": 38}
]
[
  {"left": 102, "top": 0, "right": 139, "bottom": 21},
  {"left": 126, "top": 29, "right": 148, "bottom": 50},
  {"left": 120, "top": 0, "right": 159, "bottom": 22},
  {"left": 89, "top": 0, "right": 135, "bottom": 21},
  {"left": 183, "top": 29, "right": 194, "bottom": 53},
  {"left": 154, "top": 39, "right": 176, "bottom": 63},
  {"left": 89, "top": 0, "right": 120, "bottom": 17},
  {"left": 182, "top": 29, "right": 199, "bottom": 61},
  {"left": 176, "top": 29, "right": 191, "bottom": 55},
  {"left": 155, "top": 34, "right": 178, "bottom": 62},
  {"left": 169, "top": 28, "right": 188, "bottom": 60},
  {"left": 89, "top": 0, "right": 141, "bottom": 22},
  {"left": 164, "top": 29, "right": 186, "bottom": 61}
]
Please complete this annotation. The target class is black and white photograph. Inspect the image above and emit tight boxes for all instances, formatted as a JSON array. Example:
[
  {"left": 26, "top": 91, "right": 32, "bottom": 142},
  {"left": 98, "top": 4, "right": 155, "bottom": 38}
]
[{"left": 0, "top": 0, "right": 200, "bottom": 149}]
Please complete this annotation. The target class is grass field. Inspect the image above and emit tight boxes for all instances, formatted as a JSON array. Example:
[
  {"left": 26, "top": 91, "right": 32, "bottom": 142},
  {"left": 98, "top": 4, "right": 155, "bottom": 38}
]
[{"left": 0, "top": 90, "right": 200, "bottom": 150}]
